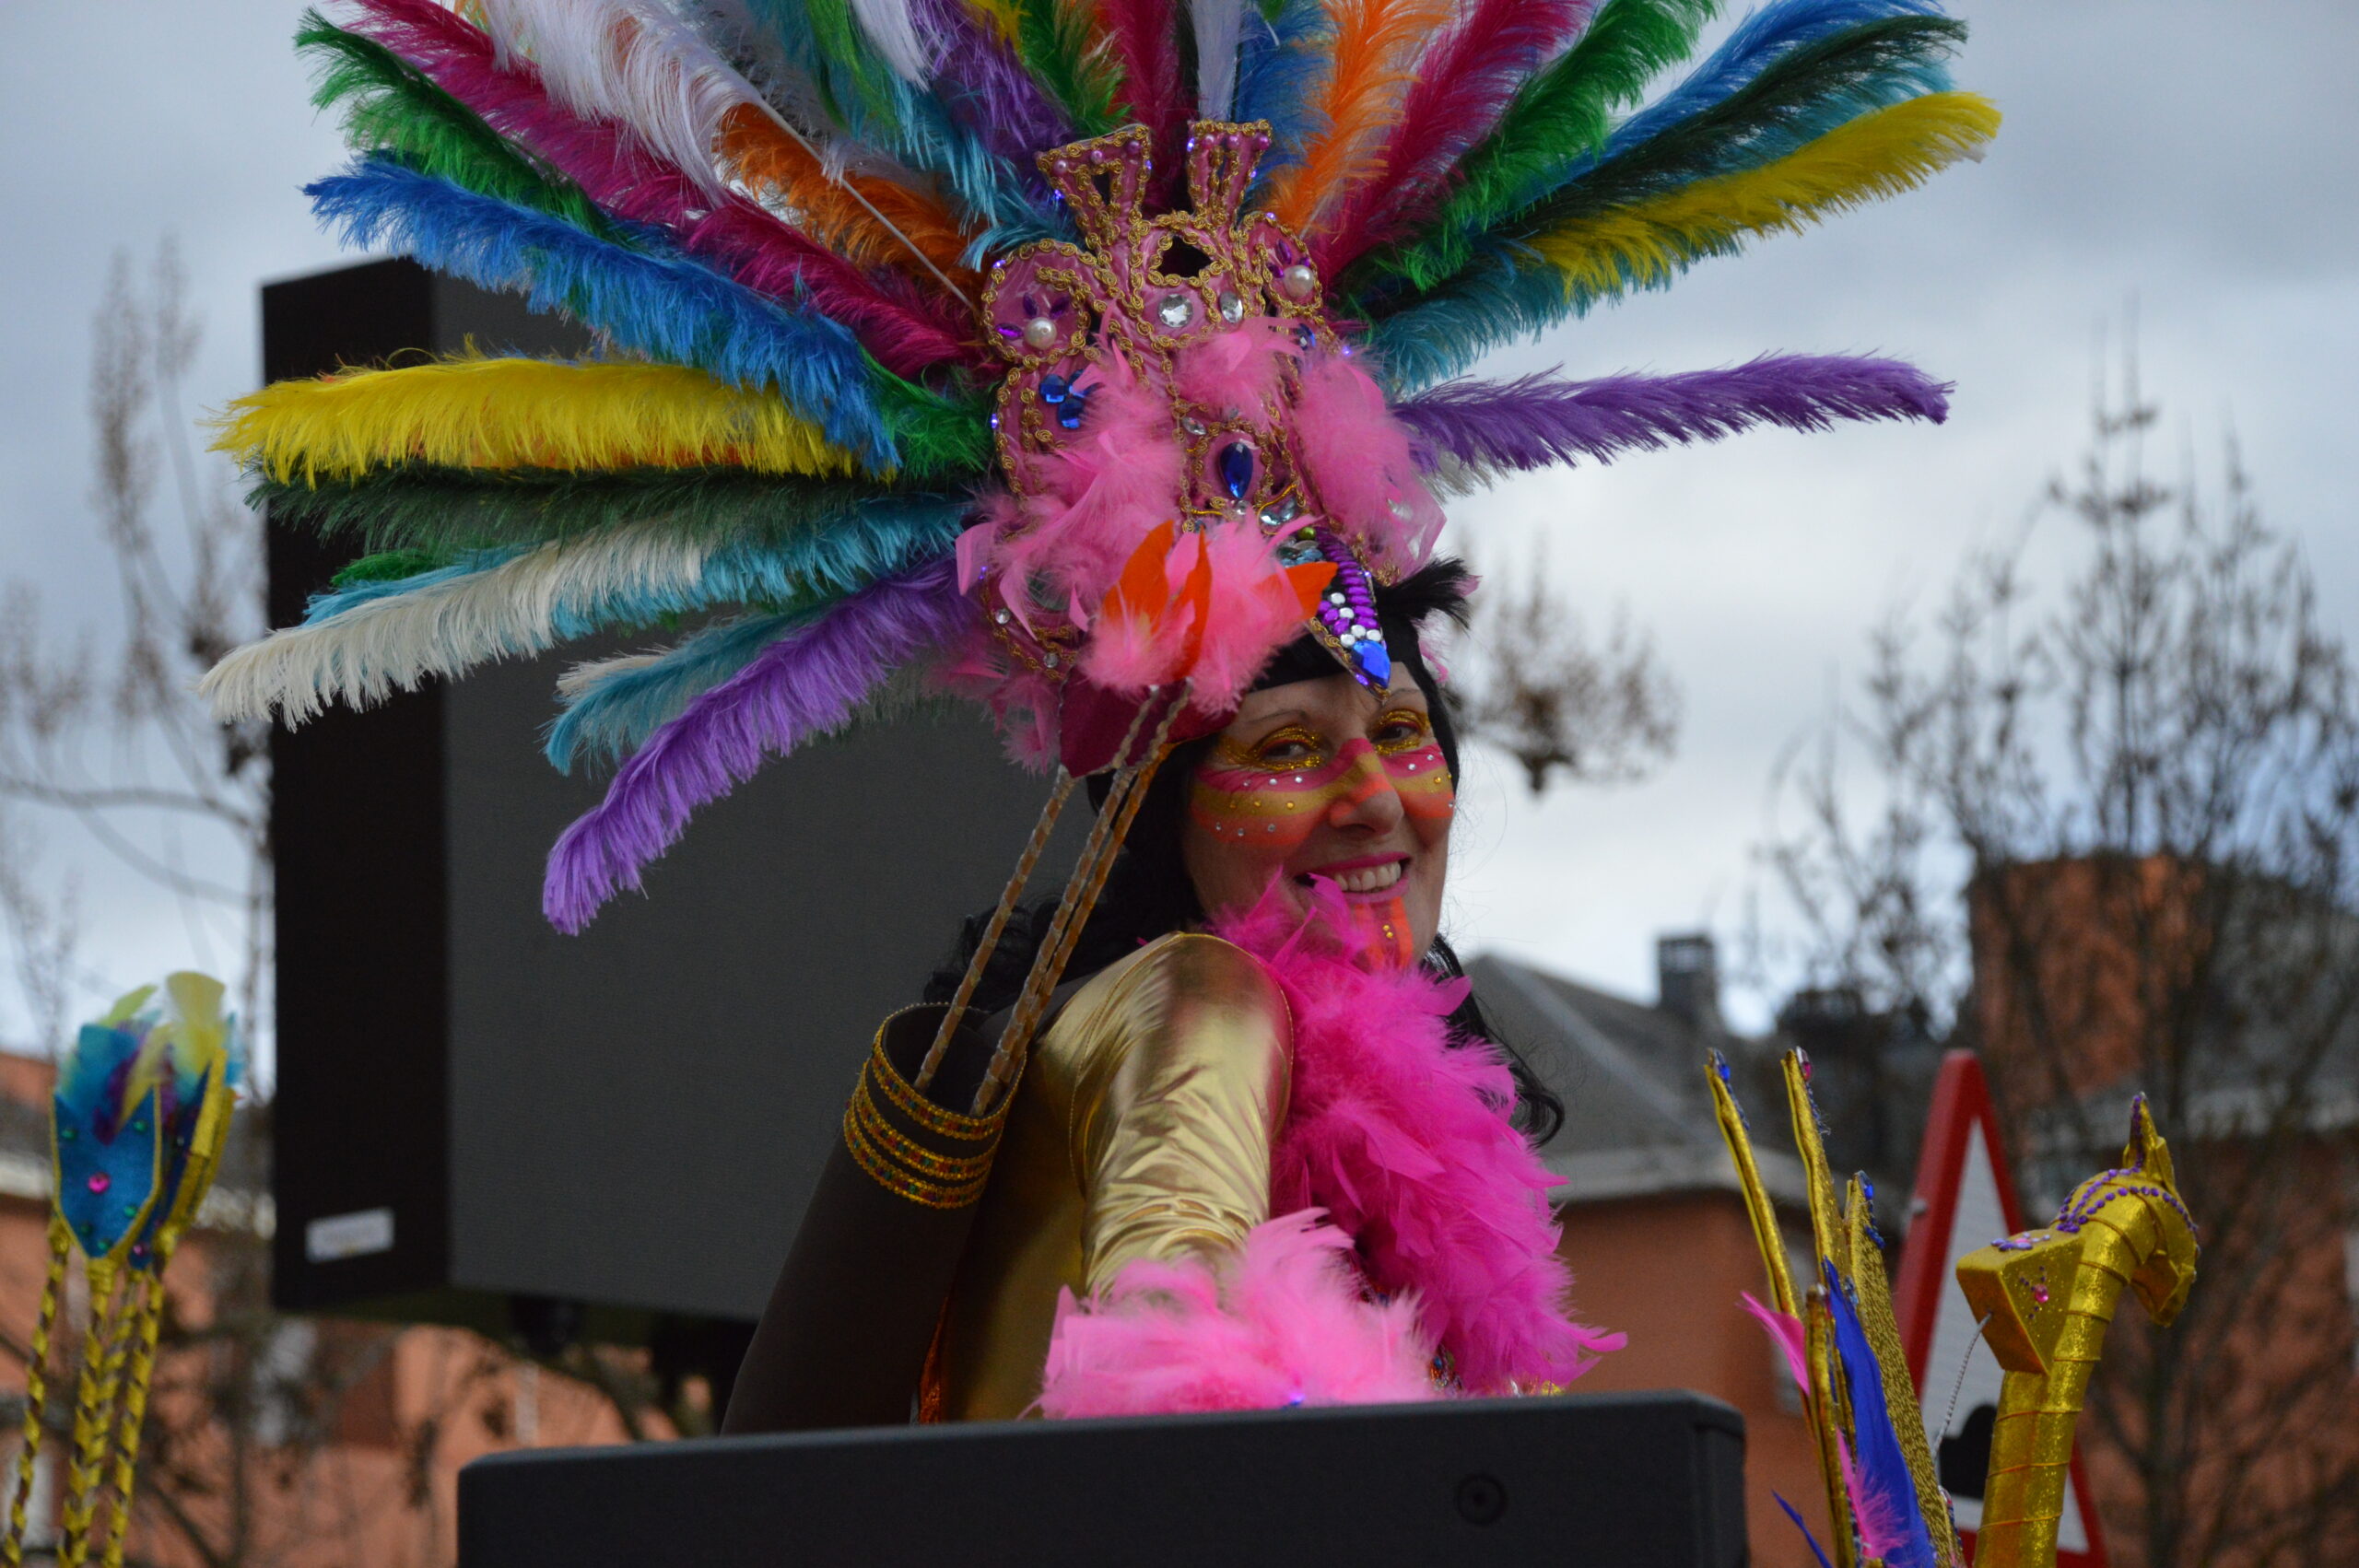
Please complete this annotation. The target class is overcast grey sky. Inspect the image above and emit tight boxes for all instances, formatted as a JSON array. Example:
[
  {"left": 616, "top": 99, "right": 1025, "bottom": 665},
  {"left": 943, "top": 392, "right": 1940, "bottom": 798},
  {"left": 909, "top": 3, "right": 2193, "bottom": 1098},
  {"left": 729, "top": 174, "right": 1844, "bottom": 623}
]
[{"left": 1, "top": 1, "right": 2353, "bottom": 1046}]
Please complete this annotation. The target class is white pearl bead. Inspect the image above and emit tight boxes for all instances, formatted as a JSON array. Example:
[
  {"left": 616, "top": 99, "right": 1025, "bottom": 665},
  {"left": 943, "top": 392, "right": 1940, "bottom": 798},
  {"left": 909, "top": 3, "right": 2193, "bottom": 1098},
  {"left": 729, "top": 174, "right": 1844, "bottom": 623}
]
[
  {"left": 1022, "top": 316, "right": 1058, "bottom": 349},
  {"left": 1281, "top": 263, "right": 1316, "bottom": 300}
]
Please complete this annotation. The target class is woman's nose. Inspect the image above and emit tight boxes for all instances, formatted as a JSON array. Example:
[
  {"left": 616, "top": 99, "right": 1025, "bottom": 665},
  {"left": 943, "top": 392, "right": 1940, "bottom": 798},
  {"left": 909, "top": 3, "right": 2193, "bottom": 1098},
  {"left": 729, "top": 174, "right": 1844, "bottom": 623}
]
[{"left": 1323, "top": 742, "right": 1405, "bottom": 835}]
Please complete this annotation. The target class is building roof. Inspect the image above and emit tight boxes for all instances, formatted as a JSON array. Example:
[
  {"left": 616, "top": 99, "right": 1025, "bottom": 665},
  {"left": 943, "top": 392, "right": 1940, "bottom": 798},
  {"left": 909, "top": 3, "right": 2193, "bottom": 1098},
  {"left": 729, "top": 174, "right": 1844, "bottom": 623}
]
[{"left": 1466, "top": 953, "right": 1808, "bottom": 1211}]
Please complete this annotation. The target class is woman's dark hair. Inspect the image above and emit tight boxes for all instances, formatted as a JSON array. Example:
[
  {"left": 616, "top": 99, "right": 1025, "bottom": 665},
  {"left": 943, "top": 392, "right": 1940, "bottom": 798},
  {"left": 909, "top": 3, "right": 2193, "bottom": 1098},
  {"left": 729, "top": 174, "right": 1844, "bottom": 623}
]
[{"left": 924, "top": 558, "right": 1564, "bottom": 1142}]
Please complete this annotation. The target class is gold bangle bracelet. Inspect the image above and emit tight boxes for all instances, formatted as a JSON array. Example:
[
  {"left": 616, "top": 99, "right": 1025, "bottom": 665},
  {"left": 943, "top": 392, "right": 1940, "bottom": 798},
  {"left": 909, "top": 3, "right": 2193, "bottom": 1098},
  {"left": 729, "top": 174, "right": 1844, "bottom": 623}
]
[
  {"left": 848, "top": 1071, "right": 999, "bottom": 1178},
  {"left": 841, "top": 1100, "right": 993, "bottom": 1210}
]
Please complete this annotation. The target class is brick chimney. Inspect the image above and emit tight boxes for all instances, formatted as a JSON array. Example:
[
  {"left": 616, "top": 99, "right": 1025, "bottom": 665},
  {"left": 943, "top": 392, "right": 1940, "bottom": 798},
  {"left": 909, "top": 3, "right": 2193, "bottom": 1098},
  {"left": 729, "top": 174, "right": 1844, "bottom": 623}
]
[{"left": 1656, "top": 932, "right": 1722, "bottom": 1035}]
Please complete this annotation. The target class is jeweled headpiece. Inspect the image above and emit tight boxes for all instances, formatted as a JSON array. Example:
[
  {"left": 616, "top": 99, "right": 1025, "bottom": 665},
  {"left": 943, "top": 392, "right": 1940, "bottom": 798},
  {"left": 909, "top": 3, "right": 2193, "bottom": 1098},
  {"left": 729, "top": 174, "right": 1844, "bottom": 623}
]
[{"left": 203, "top": 0, "right": 1994, "bottom": 934}]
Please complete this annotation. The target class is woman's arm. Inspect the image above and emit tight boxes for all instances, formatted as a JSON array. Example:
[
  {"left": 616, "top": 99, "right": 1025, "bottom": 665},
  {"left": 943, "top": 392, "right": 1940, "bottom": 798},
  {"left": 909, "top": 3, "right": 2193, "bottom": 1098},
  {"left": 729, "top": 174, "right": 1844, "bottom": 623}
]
[{"left": 1065, "top": 933, "right": 1293, "bottom": 1292}]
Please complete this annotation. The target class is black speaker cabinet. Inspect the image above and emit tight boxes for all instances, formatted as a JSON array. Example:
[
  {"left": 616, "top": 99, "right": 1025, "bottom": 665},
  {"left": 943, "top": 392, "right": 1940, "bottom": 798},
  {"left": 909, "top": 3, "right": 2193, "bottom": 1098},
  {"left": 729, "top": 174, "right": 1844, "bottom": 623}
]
[
  {"left": 459, "top": 1393, "right": 1749, "bottom": 1567},
  {"left": 264, "top": 262, "right": 1076, "bottom": 1376}
]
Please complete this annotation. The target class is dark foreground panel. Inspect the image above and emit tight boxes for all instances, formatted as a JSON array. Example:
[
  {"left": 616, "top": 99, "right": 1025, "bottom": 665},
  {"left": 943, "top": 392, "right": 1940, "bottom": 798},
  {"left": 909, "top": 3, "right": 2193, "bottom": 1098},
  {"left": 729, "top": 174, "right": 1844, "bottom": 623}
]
[{"left": 460, "top": 1391, "right": 1744, "bottom": 1568}]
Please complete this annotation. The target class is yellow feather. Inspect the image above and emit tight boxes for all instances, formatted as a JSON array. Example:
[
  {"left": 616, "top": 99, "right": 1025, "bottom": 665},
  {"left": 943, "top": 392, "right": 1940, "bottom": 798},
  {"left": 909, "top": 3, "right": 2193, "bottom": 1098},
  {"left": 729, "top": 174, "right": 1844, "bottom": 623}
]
[
  {"left": 1530, "top": 93, "right": 2001, "bottom": 298},
  {"left": 210, "top": 357, "right": 863, "bottom": 485},
  {"left": 963, "top": 0, "right": 1024, "bottom": 44}
]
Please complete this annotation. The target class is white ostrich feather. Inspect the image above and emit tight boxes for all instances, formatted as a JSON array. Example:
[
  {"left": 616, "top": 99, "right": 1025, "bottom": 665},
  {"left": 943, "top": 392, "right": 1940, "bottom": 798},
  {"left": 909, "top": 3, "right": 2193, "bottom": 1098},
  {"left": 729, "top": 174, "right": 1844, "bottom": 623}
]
[
  {"left": 847, "top": 0, "right": 940, "bottom": 85},
  {"left": 1191, "top": 0, "right": 1249, "bottom": 119},
  {"left": 199, "top": 524, "right": 719, "bottom": 726},
  {"left": 478, "top": 0, "right": 754, "bottom": 193}
]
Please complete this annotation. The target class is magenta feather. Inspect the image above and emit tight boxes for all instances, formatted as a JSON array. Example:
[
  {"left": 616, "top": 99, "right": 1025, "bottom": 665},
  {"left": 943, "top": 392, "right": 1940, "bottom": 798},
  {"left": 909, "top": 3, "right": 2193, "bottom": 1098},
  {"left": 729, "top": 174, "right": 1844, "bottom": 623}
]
[
  {"left": 1391, "top": 355, "right": 1952, "bottom": 474},
  {"left": 542, "top": 557, "right": 970, "bottom": 931},
  {"left": 1315, "top": 0, "right": 1598, "bottom": 275},
  {"left": 1217, "top": 881, "right": 1625, "bottom": 1392},
  {"left": 913, "top": 0, "right": 1075, "bottom": 170},
  {"left": 1100, "top": 0, "right": 1188, "bottom": 197},
  {"left": 346, "top": 0, "right": 977, "bottom": 375}
]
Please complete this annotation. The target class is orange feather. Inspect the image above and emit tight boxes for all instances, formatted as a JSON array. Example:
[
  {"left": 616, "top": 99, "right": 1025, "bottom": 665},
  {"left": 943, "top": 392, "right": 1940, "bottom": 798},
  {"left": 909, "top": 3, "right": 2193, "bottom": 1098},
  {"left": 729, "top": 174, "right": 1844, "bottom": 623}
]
[
  {"left": 1267, "top": 0, "right": 1452, "bottom": 237},
  {"left": 717, "top": 104, "right": 979, "bottom": 288}
]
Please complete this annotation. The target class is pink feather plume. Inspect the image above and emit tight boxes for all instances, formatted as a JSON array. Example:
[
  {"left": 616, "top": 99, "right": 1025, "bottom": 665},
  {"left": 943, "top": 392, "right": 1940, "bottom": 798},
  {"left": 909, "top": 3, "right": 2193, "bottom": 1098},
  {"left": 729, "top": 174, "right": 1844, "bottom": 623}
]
[
  {"left": 1290, "top": 352, "right": 1446, "bottom": 574},
  {"left": 1038, "top": 1211, "right": 1438, "bottom": 1418},
  {"left": 1219, "top": 881, "right": 1625, "bottom": 1392}
]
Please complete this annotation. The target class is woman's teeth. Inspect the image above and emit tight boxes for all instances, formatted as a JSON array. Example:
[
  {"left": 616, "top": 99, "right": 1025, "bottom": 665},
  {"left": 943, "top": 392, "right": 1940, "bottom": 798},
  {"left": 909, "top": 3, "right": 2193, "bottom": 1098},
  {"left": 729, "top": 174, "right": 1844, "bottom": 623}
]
[{"left": 1308, "top": 860, "right": 1403, "bottom": 895}]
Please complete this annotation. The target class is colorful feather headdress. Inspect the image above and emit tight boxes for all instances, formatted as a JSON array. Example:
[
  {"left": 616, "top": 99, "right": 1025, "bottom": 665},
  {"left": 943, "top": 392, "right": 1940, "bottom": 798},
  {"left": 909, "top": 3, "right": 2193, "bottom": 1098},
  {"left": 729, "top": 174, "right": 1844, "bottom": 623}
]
[{"left": 205, "top": 0, "right": 1994, "bottom": 958}]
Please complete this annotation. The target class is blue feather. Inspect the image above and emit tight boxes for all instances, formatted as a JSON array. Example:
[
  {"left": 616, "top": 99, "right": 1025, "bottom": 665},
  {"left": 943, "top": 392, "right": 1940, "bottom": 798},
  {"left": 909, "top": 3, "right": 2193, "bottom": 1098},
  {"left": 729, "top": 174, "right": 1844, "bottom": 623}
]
[
  {"left": 307, "top": 156, "right": 898, "bottom": 468},
  {"left": 1598, "top": 0, "right": 1952, "bottom": 171},
  {"left": 1825, "top": 1262, "right": 1937, "bottom": 1568},
  {"left": 301, "top": 505, "right": 964, "bottom": 626},
  {"left": 1775, "top": 1494, "right": 1837, "bottom": 1568},
  {"left": 1235, "top": 0, "right": 1332, "bottom": 187},
  {"left": 741, "top": 0, "right": 1067, "bottom": 244},
  {"left": 547, "top": 613, "right": 804, "bottom": 773}
]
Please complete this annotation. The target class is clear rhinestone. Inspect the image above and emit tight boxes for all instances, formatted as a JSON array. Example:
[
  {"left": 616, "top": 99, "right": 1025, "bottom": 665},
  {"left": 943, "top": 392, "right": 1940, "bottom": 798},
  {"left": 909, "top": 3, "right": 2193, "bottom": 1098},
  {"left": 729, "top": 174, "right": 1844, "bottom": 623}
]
[
  {"left": 1182, "top": 416, "right": 1207, "bottom": 436},
  {"left": 1041, "top": 651, "right": 1059, "bottom": 669},
  {"left": 993, "top": 608, "right": 1012, "bottom": 625},
  {"left": 1156, "top": 293, "right": 1196, "bottom": 330},
  {"left": 1262, "top": 495, "right": 1300, "bottom": 526},
  {"left": 1217, "top": 289, "right": 1244, "bottom": 324}
]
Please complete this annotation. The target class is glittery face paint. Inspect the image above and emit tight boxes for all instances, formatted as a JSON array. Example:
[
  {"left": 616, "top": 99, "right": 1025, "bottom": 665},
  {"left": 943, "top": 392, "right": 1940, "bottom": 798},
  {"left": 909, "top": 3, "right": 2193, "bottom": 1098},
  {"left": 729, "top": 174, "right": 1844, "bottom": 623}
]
[{"left": 1183, "top": 695, "right": 1456, "bottom": 968}]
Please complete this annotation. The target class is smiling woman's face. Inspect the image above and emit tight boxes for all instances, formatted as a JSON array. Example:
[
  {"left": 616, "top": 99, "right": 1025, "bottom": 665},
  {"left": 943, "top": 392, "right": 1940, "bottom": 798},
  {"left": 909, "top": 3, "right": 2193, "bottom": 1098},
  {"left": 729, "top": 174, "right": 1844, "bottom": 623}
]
[{"left": 1180, "top": 668, "right": 1454, "bottom": 966}]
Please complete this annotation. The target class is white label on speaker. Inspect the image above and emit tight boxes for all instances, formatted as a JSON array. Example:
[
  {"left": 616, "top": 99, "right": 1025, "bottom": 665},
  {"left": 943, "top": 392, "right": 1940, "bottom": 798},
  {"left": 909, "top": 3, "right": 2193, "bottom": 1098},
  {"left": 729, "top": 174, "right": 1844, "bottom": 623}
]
[{"left": 306, "top": 1207, "right": 395, "bottom": 1262}]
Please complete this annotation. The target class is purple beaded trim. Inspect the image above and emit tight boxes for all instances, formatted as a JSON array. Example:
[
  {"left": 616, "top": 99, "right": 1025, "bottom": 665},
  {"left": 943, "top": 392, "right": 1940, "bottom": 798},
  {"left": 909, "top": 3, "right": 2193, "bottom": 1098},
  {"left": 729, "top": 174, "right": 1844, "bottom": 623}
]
[{"left": 1309, "top": 528, "right": 1391, "bottom": 687}]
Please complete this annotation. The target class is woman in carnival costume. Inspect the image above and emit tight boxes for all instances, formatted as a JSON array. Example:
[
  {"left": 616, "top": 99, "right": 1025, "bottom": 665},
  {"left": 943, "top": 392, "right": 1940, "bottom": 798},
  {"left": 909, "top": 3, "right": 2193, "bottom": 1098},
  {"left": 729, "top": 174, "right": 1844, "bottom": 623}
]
[{"left": 205, "top": 0, "right": 1993, "bottom": 1426}]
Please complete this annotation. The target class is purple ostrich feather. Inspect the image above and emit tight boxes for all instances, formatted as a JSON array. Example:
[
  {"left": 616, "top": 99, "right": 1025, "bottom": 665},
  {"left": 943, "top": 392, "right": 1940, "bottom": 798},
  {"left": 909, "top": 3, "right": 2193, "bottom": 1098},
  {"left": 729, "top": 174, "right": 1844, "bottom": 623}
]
[
  {"left": 1391, "top": 355, "right": 1953, "bottom": 474},
  {"left": 543, "top": 556, "right": 970, "bottom": 932},
  {"left": 916, "top": 0, "right": 1076, "bottom": 177}
]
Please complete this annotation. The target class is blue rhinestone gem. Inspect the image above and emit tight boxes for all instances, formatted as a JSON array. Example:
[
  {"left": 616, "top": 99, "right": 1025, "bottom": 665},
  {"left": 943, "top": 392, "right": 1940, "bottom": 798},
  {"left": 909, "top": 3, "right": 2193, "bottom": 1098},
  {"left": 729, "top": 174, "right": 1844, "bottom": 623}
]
[
  {"left": 1218, "top": 441, "right": 1254, "bottom": 499},
  {"left": 1295, "top": 324, "right": 1316, "bottom": 351},
  {"left": 1039, "top": 374, "right": 1069, "bottom": 404},
  {"left": 1356, "top": 640, "right": 1391, "bottom": 685},
  {"left": 1057, "top": 390, "right": 1087, "bottom": 430}
]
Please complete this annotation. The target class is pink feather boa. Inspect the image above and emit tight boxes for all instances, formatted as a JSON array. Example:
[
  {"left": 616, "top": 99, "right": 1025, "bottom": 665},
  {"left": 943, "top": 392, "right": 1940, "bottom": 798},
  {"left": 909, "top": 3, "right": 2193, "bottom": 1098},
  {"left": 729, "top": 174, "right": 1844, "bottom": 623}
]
[{"left": 1039, "top": 888, "right": 1622, "bottom": 1415}]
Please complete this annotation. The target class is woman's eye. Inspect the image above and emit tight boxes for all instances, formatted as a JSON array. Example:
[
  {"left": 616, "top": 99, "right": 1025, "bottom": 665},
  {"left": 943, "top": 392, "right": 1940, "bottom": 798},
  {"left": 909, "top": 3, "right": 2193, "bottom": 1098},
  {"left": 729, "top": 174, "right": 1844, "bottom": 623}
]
[
  {"left": 1373, "top": 712, "right": 1430, "bottom": 751},
  {"left": 1251, "top": 728, "right": 1324, "bottom": 767}
]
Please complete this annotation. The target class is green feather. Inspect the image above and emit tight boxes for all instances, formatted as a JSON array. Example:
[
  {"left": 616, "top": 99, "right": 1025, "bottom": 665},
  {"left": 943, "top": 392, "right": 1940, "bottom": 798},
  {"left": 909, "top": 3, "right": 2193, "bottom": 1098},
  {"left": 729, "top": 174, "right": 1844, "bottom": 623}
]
[
  {"left": 1358, "top": 0, "right": 1719, "bottom": 292},
  {"left": 296, "top": 12, "right": 628, "bottom": 245},
  {"left": 874, "top": 377, "right": 999, "bottom": 481},
  {"left": 1503, "top": 16, "right": 1967, "bottom": 236},
  {"left": 1352, "top": 14, "right": 1966, "bottom": 334},
  {"left": 1012, "top": 0, "right": 1125, "bottom": 137},
  {"left": 331, "top": 548, "right": 449, "bottom": 588},
  {"left": 254, "top": 466, "right": 968, "bottom": 567}
]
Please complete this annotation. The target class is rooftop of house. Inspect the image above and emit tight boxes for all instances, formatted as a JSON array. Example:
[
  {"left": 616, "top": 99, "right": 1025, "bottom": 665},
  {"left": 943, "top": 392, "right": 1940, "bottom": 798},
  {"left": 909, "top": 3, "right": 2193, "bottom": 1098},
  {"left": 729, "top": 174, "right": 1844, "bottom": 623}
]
[{"left": 1465, "top": 938, "right": 1812, "bottom": 1213}]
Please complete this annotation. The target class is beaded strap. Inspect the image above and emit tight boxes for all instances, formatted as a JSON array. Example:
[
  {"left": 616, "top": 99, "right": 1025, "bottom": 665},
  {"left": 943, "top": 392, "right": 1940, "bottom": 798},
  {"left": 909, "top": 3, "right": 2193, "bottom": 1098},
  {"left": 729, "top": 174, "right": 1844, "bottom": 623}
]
[
  {"left": 841, "top": 1016, "right": 1008, "bottom": 1211},
  {"left": 913, "top": 770, "right": 1077, "bottom": 1093}
]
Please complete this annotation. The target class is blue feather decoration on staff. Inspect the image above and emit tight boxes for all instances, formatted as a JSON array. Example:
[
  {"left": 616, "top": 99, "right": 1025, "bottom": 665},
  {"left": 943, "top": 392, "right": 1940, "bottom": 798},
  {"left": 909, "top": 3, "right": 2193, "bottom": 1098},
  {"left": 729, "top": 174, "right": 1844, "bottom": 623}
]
[
  {"left": 1825, "top": 1263, "right": 1937, "bottom": 1568},
  {"left": 308, "top": 155, "right": 898, "bottom": 468}
]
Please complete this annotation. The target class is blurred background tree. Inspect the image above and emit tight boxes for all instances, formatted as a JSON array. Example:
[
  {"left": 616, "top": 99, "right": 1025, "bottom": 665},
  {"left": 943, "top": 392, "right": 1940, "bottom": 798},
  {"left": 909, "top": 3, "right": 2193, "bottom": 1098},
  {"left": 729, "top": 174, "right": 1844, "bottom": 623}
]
[{"left": 1762, "top": 330, "right": 2359, "bottom": 1567}]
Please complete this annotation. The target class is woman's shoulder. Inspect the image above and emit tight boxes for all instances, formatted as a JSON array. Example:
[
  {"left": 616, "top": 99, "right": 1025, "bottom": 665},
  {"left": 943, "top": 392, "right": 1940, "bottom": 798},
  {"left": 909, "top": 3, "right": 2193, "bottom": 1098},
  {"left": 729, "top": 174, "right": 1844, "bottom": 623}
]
[
  {"left": 1075, "top": 930, "right": 1283, "bottom": 1014},
  {"left": 1040, "top": 930, "right": 1292, "bottom": 1079}
]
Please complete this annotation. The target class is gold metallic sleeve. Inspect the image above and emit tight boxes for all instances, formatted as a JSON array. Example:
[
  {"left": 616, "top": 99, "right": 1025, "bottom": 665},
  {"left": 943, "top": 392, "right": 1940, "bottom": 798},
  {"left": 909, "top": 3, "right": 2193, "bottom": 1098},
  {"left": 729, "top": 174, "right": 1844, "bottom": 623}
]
[{"left": 1064, "top": 932, "right": 1294, "bottom": 1293}]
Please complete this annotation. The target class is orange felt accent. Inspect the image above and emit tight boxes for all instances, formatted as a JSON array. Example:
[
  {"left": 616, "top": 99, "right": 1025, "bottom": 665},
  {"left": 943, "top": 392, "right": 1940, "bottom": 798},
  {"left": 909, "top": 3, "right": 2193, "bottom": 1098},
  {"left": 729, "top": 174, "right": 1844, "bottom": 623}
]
[
  {"left": 1284, "top": 561, "right": 1338, "bottom": 616},
  {"left": 1170, "top": 531, "right": 1218, "bottom": 675},
  {"left": 1102, "top": 521, "right": 1182, "bottom": 620}
]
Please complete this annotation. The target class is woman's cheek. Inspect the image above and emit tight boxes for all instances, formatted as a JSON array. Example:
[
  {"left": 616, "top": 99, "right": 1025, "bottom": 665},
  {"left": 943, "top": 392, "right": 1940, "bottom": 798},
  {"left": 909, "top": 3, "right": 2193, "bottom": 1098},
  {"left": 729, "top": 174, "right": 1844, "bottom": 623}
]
[
  {"left": 1386, "top": 744, "right": 1456, "bottom": 839},
  {"left": 1186, "top": 767, "right": 1328, "bottom": 856}
]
